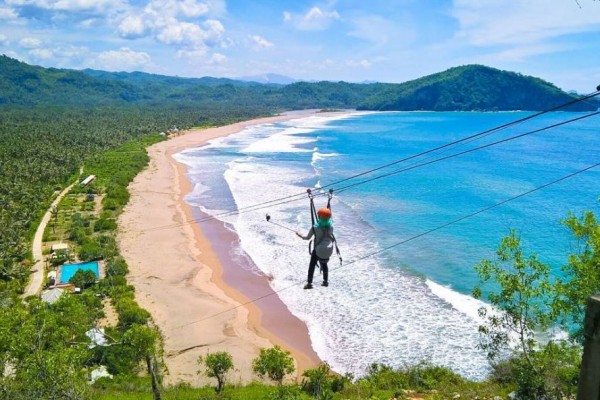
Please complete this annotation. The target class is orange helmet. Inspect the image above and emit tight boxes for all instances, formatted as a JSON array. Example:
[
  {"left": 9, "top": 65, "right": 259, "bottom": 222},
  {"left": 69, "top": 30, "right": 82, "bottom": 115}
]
[{"left": 317, "top": 208, "right": 332, "bottom": 219}]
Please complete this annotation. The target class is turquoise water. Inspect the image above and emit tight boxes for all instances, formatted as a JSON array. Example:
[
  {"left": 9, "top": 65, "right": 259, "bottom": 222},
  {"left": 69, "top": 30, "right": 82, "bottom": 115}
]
[
  {"left": 176, "top": 111, "right": 600, "bottom": 379},
  {"left": 60, "top": 261, "right": 99, "bottom": 283}
]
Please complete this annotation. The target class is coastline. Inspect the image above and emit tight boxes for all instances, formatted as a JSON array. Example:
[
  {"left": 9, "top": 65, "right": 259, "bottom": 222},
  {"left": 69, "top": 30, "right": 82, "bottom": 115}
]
[{"left": 118, "top": 112, "right": 346, "bottom": 385}]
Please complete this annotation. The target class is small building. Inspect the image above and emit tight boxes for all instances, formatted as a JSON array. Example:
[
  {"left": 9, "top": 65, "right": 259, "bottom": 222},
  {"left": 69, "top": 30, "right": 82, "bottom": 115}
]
[
  {"left": 81, "top": 175, "right": 96, "bottom": 185},
  {"left": 41, "top": 288, "right": 64, "bottom": 304},
  {"left": 51, "top": 243, "right": 69, "bottom": 254}
]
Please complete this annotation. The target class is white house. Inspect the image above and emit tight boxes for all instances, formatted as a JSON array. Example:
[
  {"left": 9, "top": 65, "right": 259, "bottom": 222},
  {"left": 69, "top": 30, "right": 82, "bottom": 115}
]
[{"left": 81, "top": 175, "right": 96, "bottom": 185}]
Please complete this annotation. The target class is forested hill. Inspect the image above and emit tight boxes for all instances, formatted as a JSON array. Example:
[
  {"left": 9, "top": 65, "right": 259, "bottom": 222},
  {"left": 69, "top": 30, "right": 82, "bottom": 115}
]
[
  {"left": 0, "top": 55, "right": 596, "bottom": 111},
  {"left": 356, "top": 65, "right": 597, "bottom": 111}
]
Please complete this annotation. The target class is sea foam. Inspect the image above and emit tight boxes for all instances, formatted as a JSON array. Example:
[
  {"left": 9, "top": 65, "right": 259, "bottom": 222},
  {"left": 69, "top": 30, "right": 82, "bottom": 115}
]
[{"left": 177, "top": 114, "right": 494, "bottom": 381}]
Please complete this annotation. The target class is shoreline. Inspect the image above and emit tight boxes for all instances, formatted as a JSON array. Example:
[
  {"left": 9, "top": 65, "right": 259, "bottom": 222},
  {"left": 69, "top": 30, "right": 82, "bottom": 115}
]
[{"left": 118, "top": 112, "right": 348, "bottom": 385}]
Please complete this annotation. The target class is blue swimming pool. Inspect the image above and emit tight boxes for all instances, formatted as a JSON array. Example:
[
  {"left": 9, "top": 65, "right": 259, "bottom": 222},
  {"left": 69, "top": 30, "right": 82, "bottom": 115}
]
[{"left": 60, "top": 261, "right": 99, "bottom": 283}]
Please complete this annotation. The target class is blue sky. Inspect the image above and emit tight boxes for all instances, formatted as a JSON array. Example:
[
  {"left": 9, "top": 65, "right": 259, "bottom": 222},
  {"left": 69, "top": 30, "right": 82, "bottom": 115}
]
[{"left": 1, "top": 0, "right": 599, "bottom": 92}]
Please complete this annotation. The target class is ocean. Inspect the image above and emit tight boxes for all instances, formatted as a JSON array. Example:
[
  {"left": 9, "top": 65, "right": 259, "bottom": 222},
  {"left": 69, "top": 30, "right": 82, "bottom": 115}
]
[{"left": 174, "top": 111, "right": 600, "bottom": 380}]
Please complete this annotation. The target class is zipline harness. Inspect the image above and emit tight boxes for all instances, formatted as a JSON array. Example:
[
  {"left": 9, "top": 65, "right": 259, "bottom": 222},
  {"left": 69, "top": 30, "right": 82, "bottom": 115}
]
[{"left": 307, "top": 188, "right": 343, "bottom": 266}]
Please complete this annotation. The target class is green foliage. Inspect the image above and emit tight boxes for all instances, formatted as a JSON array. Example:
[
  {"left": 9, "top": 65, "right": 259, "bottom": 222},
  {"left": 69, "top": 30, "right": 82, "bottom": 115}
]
[
  {"left": 78, "top": 238, "right": 104, "bottom": 261},
  {"left": 302, "top": 363, "right": 349, "bottom": 398},
  {"left": 490, "top": 341, "right": 580, "bottom": 399},
  {"left": 473, "top": 230, "right": 553, "bottom": 361},
  {"left": 473, "top": 228, "right": 589, "bottom": 399},
  {"left": 115, "top": 298, "right": 151, "bottom": 330},
  {"left": 252, "top": 345, "right": 296, "bottom": 385},
  {"left": 94, "top": 217, "right": 118, "bottom": 232},
  {"left": 553, "top": 210, "right": 600, "bottom": 340},
  {"left": 0, "top": 295, "right": 101, "bottom": 399},
  {"left": 106, "top": 257, "right": 129, "bottom": 277},
  {"left": 198, "top": 351, "right": 234, "bottom": 393},
  {"left": 69, "top": 269, "right": 97, "bottom": 288},
  {"left": 267, "top": 385, "right": 303, "bottom": 400},
  {"left": 357, "top": 64, "right": 594, "bottom": 112}
]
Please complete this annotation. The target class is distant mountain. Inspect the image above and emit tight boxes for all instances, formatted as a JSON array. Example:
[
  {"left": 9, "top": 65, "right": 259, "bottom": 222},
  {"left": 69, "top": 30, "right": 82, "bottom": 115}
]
[
  {"left": 0, "top": 56, "right": 595, "bottom": 111},
  {"left": 0, "top": 55, "right": 144, "bottom": 106},
  {"left": 237, "top": 73, "right": 298, "bottom": 85},
  {"left": 82, "top": 69, "right": 260, "bottom": 88},
  {"left": 357, "top": 65, "right": 596, "bottom": 112}
]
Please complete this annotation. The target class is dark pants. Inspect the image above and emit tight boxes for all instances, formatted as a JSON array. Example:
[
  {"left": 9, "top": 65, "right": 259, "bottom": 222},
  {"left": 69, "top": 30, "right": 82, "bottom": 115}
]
[{"left": 307, "top": 250, "right": 328, "bottom": 284}]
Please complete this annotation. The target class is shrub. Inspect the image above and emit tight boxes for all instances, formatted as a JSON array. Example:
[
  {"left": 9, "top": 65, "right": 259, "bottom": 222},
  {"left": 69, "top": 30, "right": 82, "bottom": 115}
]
[
  {"left": 69, "top": 269, "right": 97, "bottom": 289},
  {"left": 490, "top": 341, "right": 580, "bottom": 399},
  {"left": 198, "top": 351, "right": 234, "bottom": 393},
  {"left": 106, "top": 257, "right": 129, "bottom": 277},
  {"left": 93, "top": 218, "right": 117, "bottom": 232},
  {"left": 252, "top": 345, "right": 295, "bottom": 385},
  {"left": 404, "top": 362, "right": 464, "bottom": 391},
  {"left": 116, "top": 299, "right": 150, "bottom": 330},
  {"left": 302, "top": 363, "right": 348, "bottom": 398},
  {"left": 78, "top": 240, "right": 103, "bottom": 261}
]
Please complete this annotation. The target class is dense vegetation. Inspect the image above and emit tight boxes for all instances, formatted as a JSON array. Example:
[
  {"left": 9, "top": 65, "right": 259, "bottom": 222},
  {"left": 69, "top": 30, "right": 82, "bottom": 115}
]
[
  {"left": 356, "top": 65, "right": 598, "bottom": 111},
  {"left": 1, "top": 55, "right": 597, "bottom": 111}
]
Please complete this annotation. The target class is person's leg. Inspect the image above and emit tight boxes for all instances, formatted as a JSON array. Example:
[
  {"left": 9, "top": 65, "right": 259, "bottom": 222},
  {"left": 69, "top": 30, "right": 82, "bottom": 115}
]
[
  {"left": 305, "top": 251, "right": 318, "bottom": 289},
  {"left": 321, "top": 260, "right": 329, "bottom": 286}
]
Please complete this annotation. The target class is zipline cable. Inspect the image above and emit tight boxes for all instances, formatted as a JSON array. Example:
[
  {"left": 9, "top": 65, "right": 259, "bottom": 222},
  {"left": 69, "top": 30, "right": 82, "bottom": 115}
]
[
  {"left": 335, "top": 110, "right": 600, "bottom": 194},
  {"left": 168, "top": 160, "right": 600, "bottom": 331},
  {"left": 146, "top": 110, "right": 600, "bottom": 232},
  {"left": 318, "top": 90, "right": 600, "bottom": 190},
  {"left": 145, "top": 93, "right": 599, "bottom": 232}
]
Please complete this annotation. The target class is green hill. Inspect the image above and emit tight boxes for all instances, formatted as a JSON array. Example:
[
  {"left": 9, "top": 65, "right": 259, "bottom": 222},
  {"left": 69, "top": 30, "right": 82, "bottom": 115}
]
[
  {"left": 0, "top": 55, "right": 148, "bottom": 105},
  {"left": 357, "top": 65, "right": 596, "bottom": 111},
  {"left": 0, "top": 55, "right": 596, "bottom": 111}
]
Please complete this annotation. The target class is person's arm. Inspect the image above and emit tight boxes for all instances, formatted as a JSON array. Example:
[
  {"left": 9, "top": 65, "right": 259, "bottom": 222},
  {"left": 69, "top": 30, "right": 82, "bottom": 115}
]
[{"left": 296, "top": 228, "right": 314, "bottom": 240}]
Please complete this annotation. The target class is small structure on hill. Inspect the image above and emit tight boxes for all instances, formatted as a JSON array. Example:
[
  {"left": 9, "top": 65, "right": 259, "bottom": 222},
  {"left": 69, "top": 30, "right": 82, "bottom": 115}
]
[
  {"left": 81, "top": 175, "right": 96, "bottom": 185},
  {"left": 51, "top": 243, "right": 69, "bottom": 255},
  {"left": 41, "top": 288, "right": 64, "bottom": 304}
]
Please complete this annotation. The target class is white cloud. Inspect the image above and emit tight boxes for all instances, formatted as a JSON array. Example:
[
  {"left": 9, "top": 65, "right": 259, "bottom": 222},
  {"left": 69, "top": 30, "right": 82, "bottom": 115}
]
[
  {"left": 6, "top": 0, "right": 124, "bottom": 13},
  {"left": 157, "top": 21, "right": 205, "bottom": 45},
  {"left": 283, "top": 6, "right": 340, "bottom": 30},
  {"left": 29, "top": 47, "right": 53, "bottom": 59},
  {"left": 347, "top": 59, "right": 372, "bottom": 69},
  {"left": 208, "top": 52, "right": 226, "bottom": 64},
  {"left": 0, "top": 34, "right": 8, "bottom": 44},
  {"left": 202, "top": 19, "right": 224, "bottom": 45},
  {"left": 53, "top": 44, "right": 88, "bottom": 58},
  {"left": 119, "top": 15, "right": 147, "bottom": 38},
  {"left": 178, "top": 0, "right": 209, "bottom": 17},
  {"left": 91, "top": 47, "right": 151, "bottom": 71},
  {"left": 19, "top": 37, "right": 41, "bottom": 48},
  {"left": 176, "top": 47, "right": 207, "bottom": 59},
  {"left": 176, "top": 49, "right": 226, "bottom": 65},
  {"left": 78, "top": 18, "right": 99, "bottom": 28},
  {"left": 249, "top": 34, "right": 273, "bottom": 50},
  {"left": 0, "top": 6, "right": 18, "bottom": 19},
  {"left": 117, "top": 2, "right": 225, "bottom": 49},
  {"left": 452, "top": 0, "right": 600, "bottom": 46},
  {"left": 140, "top": 0, "right": 209, "bottom": 21}
]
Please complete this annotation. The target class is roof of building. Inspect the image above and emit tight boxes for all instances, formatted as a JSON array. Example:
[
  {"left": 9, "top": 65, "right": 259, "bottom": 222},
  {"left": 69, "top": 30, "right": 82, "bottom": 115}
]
[
  {"left": 41, "top": 288, "right": 64, "bottom": 304},
  {"left": 51, "top": 243, "right": 69, "bottom": 251}
]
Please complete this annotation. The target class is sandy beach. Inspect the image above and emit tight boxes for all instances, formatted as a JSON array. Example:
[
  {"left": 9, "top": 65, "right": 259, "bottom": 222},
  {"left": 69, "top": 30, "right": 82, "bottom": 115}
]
[{"left": 118, "top": 112, "right": 342, "bottom": 386}]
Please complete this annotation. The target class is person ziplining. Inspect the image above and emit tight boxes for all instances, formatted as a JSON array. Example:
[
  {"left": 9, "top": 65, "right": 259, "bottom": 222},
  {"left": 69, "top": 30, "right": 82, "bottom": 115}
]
[{"left": 295, "top": 189, "right": 341, "bottom": 289}]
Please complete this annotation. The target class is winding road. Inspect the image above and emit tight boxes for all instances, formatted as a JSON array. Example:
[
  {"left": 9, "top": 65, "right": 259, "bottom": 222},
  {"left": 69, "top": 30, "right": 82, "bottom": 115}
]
[{"left": 22, "top": 180, "right": 78, "bottom": 298}]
